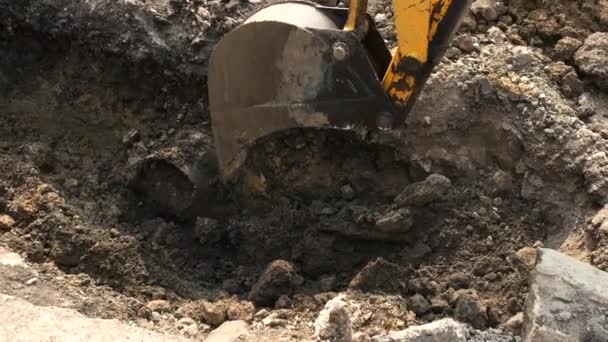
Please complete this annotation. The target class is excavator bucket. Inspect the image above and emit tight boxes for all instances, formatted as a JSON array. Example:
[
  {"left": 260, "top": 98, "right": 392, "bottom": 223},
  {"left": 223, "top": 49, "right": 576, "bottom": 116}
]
[
  {"left": 208, "top": 2, "right": 395, "bottom": 182},
  {"left": 208, "top": 0, "right": 470, "bottom": 182}
]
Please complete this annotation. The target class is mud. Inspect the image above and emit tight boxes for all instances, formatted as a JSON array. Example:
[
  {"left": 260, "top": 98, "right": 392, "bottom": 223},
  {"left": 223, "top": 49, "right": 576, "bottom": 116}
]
[{"left": 1, "top": 0, "right": 608, "bottom": 340}]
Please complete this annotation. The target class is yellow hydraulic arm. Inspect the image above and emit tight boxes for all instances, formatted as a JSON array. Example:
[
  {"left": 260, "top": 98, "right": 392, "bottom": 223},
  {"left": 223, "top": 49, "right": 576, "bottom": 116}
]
[{"left": 345, "top": 0, "right": 471, "bottom": 111}]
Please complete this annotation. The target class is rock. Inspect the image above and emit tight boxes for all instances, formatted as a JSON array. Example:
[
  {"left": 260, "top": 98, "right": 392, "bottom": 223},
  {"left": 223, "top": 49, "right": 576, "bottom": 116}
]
[
  {"left": 248, "top": 260, "right": 303, "bottom": 307},
  {"left": 205, "top": 320, "right": 249, "bottom": 342},
  {"left": 584, "top": 152, "right": 608, "bottom": 204},
  {"left": 453, "top": 290, "right": 487, "bottom": 329},
  {"left": 371, "top": 318, "right": 469, "bottom": 342},
  {"left": 561, "top": 71, "right": 584, "bottom": 98},
  {"left": 349, "top": 258, "right": 408, "bottom": 293},
  {"left": 591, "top": 207, "right": 608, "bottom": 235},
  {"left": 22, "top": 142, "right": 55, "bottom": 172},
  {"left": 262, "top": 312, "right": 287, "bottom": 327},
  {"left": 408, "top": 294, "right": 431, "bottom": 316},
  {"left": 484, "top": 170, "right": 513, "bottom": 197},
  {"left": 319, "top": 275, "right": 337, "bottom": 292},
  {"left": 146, "top": 300, "right": 171, "bottom": 313},
  {"left": 553, "top": 37, "right": 583, "bottom": 61},
  {"left": 274, "top": 295, "right": 291, "bottom": 309},
  {"left": 522, "top": 249, "right": 608, "bottom": 341},
  {"left": 515, "top": 247, "right": 538, "bottom": 268},
  {"left": 487, "top": 26, "right": 506, "bottom": 43},
  {"left": 314, "top": 295, "right": 352, "bottom": 342},
  {"left": 254, "top": 309, "right": 270, "bottom": 320},
  {"left": 431, "top": 299, "right": 450, "bottom": 313},
  {"left": 454, "top": 34, "right": 477, "bottom": 52},
  {"left": 0, "top": 214, "right": 15, "bottom": 231},
  {"left": 374, "top": 208, "right": 414, "bottom": 233},
  {"left": 226, "top": 300, "right": 254, "bottom": 322},
  {"left": 122, "top": 129, "right": 140, "bottom": 146},
  {"left": 578, "top": 91, "right": 608, "bottom": 118},
  {"left": 176, "top": 300, "right": 227, "bottom": 326},
  {"left": 394, "top": 174, "right": 452, "bottom": 207},
  {"left": 500, "top": 312, "right": 523, "bottom": 334},
  {"left": 575, "top": 32, "right": 608, "bottom": 91},
  {"left": 444, "top": 47, "right": 461, "bottom": 59},
  {"left": 0, "top": 294, "right": 188, "bottom": 341},
  {"left": 340, "top": 184, "right": 356, "bottom": 201},
  {"left": 471, "top": 0, "right": 499, "bottom": 21},
  {"left": 193, "top": 217, "right": 222, "bottom": 245}
]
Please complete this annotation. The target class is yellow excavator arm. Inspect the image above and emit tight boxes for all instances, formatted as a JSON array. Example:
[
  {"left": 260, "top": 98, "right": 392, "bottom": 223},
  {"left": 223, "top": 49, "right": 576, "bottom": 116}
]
[
  {"left": 208, "top": 0, "right": 471, "bottom": 181},
  {"left": 346, "top": 0, "right": 471, "bottom": 110}
]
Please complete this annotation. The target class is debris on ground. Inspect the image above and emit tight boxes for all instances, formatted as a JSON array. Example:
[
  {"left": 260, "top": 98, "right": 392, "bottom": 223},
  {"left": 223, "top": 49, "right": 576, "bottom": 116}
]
[{"left": 522, "top": 248, "right": 608, "bottom": 341}]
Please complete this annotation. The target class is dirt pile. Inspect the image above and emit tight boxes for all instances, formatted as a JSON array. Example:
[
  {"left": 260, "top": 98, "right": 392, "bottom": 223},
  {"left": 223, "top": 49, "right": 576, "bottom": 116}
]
[{"left": 1, "top": 0, "right": 608, "bottom": 341}]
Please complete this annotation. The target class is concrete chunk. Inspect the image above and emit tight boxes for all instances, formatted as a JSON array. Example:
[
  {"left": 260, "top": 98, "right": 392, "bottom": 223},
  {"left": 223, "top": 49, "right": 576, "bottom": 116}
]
[
  {"left": 371, "top": 318, "right": 469, "bottom": 342},
  {"left": 0, "top": 294, "right": 189, "bottom": 342},
  {"left": 522, "top": 248, "right": 608, "bottom": 342}
]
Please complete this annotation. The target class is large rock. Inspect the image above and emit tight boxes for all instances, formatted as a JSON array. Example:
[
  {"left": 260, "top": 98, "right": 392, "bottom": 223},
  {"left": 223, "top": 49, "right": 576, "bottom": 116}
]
[
  {"left": 0, "top": 294, "right": 188, "bottom": 342},
  {"left": 314, "top": 295, "right": 352, "bottom": 342},
  {"left": 248, "top": 260, "right": 303, "bottom": 307},
  {"left": 371, "top": 318, "right": 469, "bottom": 342},
  {"left": 574, "top": 32, "right": 608, "bottom": 91},
  {"left": 349, "top": 258, "right": 408, "bottom": 293},
  {"left": 522, "top": 248, "right": 608, "bottom": 341}
]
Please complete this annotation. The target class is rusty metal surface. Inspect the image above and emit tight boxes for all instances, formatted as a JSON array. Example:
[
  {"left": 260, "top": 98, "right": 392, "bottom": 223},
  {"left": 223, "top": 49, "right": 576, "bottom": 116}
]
[{"left": 208, "top": 2, "right": 396, "bottom": 182}]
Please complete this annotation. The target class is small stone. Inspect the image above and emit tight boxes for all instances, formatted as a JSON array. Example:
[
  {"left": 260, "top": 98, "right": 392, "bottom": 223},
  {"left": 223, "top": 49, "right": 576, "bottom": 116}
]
[
  {"left": 180, "top": 324, "right": 198, "bottom": 337},
  {"left": 314, "top": 295, "right": 352, "bottom": 342},
  {"left": 262, "top": 313, "right": 287, "bottom": 327},
  {"left": 319, "top": 275, "right": 337, "bottom": 292},
  {"left": 454, "top": 34, "right": 477, "bottom": 52},
  {"left": 227, "top": 300, "right": 255, "bottom": 322},
  {"left": 487, "top": 26, "right": 506, "bottom": 43},
  {"left": 274, "top": 295, "right": 291, "bottom": 309},
  {"left": 500, "top": 312, "right": 523, "bottom": 334},
  {"left": 178, "top": 317, "right": 196, "bottom": 326},
  {"left": 431, "top": 299, "right": 450, "bottom": 313},
  {"left": 453, "top": 290, "right": 487, "bottom": 329},
  {"left": 0, "top": 214, "right": 15, "bottom": 231},
  {"left": 205, "top": 320, "right": 249, "bottom": 342},
  {"left": 553, "top": 37, "right": 583, "bottom": 61},
  {"left": 516, "top": 247, "right": 538, "bottom": 268},
  {"left": 122, "top": 129, "right": 140, "bottom": 146},
  {"left": 109, "top": 228, "right": 120, "bottom": 238},
  {"left": 561, "top": 71, "right": 584, "bottom": 98},
  {"left": 408, "top": 294, "right": 431, "bottom": 316},
  {"left": 151, "top": 311, "right": 161, "bottom": 322},
  {"left": 340, "top": 184, "right": 356, "bottom": 201},
  {"left": 484, "top": 170, "right": 513, "bottom": 197},
  {"left": 248, "top": 260, "right": 303, "bottom": 307},
  {"left": 254, "top": 309, "right": 270, "bottom": 320},
  {"left": 375, "top": 208, "right": 414, "bottom": 233},
  {"left": 146, "top": 300, "right": 171, "bottom": 313},
  {"left": 394, "top": 174, "right": 452, "bottom": 207},
  {"left": 445, "top": 47, "right": 461, "bottom": 59},
  {"left": 176, "top": 300, "right": 227, "bottom": 326},
  {"left": 25, "top": 277, "right": 38, "bottom": 286}
]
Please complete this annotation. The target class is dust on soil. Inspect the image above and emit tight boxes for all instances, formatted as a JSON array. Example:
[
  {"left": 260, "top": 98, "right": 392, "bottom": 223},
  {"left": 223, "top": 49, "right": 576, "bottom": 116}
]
[{"left": 1, "top": 0, "right": 608, "bottom": 340}]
